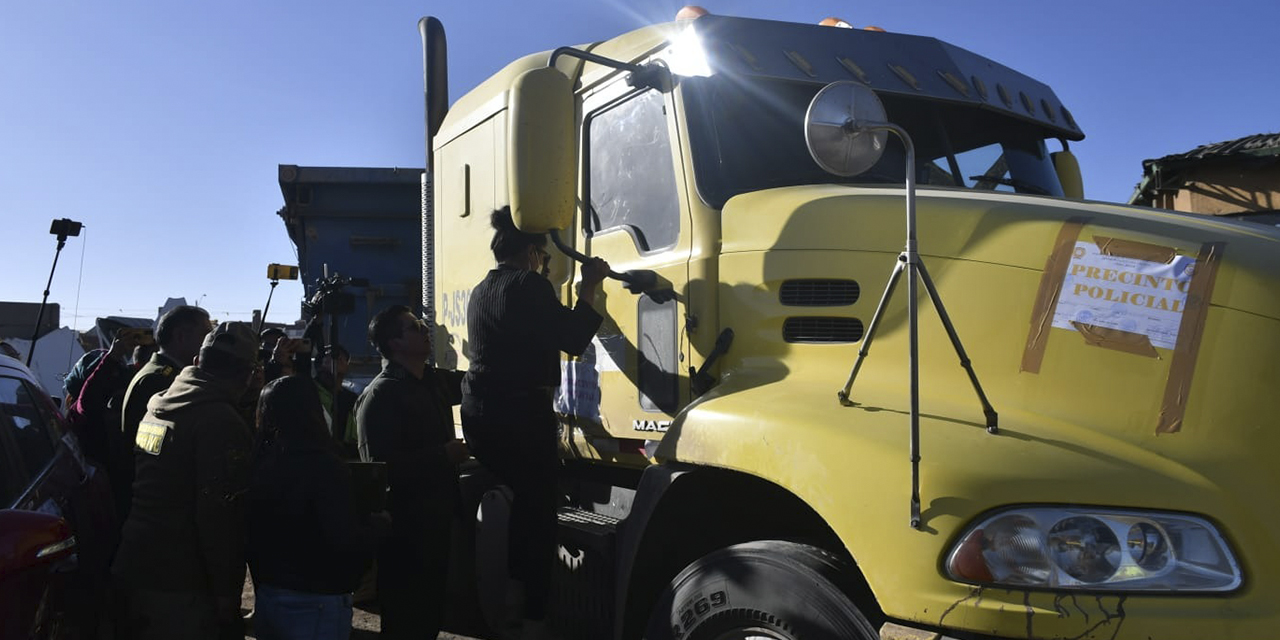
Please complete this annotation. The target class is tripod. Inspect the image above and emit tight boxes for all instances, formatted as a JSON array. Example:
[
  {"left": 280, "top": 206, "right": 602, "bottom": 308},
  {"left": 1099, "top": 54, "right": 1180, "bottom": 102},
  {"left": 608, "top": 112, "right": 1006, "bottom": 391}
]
[{"left": 833, "top": 123, "right": 998, "bottom": 530}]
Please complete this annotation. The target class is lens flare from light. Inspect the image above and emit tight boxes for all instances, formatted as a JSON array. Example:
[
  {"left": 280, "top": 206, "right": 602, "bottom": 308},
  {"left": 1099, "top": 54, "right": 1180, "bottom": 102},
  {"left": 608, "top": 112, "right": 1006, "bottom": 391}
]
[{"left": 665, "top": 25, "right": 712, "bottom": 77}]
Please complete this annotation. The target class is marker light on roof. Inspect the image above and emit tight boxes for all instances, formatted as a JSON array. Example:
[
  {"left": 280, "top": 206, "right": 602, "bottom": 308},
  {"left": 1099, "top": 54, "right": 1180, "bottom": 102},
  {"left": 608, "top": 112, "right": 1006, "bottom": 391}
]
[
  {"left": 676, "top": 6, "right": 708, "bottom": 20},
  {"left": 819, "top": 17, "right": 854, "bottom": 28}
]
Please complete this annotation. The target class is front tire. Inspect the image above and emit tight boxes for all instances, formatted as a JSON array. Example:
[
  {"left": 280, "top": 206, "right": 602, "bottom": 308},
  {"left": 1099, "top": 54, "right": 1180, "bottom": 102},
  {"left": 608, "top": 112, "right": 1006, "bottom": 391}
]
[{"left": 645, "top": 541, "right": 877, "bottom": 640}]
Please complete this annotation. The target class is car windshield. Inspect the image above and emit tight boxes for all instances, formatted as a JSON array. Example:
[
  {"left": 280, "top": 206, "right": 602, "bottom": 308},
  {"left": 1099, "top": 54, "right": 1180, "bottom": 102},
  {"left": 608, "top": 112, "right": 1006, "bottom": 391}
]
[{"left": 681, "top": 76, "right": 1065, "bottom": 208}]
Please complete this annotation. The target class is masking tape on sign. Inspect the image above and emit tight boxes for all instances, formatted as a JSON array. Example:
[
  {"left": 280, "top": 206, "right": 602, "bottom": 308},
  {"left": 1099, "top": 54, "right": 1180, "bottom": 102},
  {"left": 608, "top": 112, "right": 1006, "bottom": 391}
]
[
  {"left": 1093, "top": 235, "right": 1177, "bottom": 264},
  {"left": 1156, "top": 242, "right": 1224, "bottom": 434},
  {"left": 1021, "top": 216, "right": 1090, "bottom": 373}
]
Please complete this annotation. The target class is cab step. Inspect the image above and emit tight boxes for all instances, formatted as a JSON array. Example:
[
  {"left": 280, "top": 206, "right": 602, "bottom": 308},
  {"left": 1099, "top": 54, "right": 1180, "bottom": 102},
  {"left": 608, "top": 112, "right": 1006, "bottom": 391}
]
[
  {"left": 558, "top": 505, "right": 619, "bottom": 553},
  {"left": 552, "top": 506, "right": 619, "bottom": 639}
]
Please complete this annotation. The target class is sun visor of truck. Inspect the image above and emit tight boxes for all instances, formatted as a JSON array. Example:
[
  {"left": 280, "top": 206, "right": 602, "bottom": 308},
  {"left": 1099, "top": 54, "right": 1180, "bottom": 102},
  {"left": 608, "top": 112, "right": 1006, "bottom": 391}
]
[
  {"left": 508, "top": 66, "right": 576, "bottom": 234},
  {"left": 687, "top": 14, "right": 1084, "bottom": 142}
]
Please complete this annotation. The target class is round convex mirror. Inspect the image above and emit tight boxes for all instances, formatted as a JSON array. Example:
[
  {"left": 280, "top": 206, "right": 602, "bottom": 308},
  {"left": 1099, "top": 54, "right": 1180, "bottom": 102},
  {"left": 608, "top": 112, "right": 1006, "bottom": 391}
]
[{"left": 804, "top": 81, "right": 889, "bottom": 177}]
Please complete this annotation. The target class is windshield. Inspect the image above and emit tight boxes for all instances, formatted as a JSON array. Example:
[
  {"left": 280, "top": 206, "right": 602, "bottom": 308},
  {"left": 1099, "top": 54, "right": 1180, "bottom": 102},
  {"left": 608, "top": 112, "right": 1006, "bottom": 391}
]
[{"left": 681, "top": 76, "right": 1064, "bottom": 208}]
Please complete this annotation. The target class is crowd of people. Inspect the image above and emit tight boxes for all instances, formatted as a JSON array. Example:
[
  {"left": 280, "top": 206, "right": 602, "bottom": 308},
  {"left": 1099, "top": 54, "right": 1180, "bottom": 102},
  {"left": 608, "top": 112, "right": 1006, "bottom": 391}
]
[{"left": 60, "top": 206, "right": 609, "bottom": 640}]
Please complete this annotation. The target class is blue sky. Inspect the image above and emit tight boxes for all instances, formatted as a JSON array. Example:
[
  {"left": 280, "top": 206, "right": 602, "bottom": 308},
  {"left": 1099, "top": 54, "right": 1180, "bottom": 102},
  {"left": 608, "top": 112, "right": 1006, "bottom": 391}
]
[{"left": 1, "top": 1, "right": 1274, "bottom": 332}]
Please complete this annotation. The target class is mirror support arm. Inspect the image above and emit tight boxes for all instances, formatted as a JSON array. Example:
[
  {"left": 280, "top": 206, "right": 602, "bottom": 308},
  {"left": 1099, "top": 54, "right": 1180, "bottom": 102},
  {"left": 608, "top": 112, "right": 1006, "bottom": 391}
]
[
  {"left": 835, "top": 122, "right": 999, "bottom": 531},
  {"left": 547, "top": 47, "right": 669, "bottom": 91},
  {"left": 547, "top": 229, "right": 667, "bottom": 297}
]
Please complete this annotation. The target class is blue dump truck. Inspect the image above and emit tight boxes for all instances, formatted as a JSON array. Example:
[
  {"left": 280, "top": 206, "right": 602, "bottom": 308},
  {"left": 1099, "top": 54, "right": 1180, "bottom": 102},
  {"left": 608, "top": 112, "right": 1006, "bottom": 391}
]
[{"left": 276, "top": 164, "right": 425, "bottom": 384}]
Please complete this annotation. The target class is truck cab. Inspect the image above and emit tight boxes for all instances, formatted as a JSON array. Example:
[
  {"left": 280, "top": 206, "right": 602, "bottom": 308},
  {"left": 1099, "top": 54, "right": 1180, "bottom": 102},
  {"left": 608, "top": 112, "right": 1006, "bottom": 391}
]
[{"left": 424, "top": 11, "right": 1279, "bottom": 640}]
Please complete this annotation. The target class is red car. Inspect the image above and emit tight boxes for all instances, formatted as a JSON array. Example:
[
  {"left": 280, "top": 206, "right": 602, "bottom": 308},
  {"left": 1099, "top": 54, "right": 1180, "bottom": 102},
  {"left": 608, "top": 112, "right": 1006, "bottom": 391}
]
[{"left": 0, "top": 353, "right": 116, "bottom": 639}]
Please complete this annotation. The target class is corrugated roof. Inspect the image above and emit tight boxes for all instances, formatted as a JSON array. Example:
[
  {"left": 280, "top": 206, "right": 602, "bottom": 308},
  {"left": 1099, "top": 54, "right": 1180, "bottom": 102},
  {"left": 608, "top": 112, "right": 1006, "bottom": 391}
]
[
  {"left": 1130, "top": 132, "right": 1280, "bottom": 206},
  {"left": 1147, "top": 132, "right": 1280, "bottom": 165}
]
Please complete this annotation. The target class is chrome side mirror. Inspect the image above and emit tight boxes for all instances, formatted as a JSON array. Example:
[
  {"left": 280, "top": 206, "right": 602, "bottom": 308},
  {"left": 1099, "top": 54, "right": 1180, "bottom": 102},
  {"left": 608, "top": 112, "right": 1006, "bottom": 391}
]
[{"left": 804, "top": 81, "right": 889, "bottom": 177}]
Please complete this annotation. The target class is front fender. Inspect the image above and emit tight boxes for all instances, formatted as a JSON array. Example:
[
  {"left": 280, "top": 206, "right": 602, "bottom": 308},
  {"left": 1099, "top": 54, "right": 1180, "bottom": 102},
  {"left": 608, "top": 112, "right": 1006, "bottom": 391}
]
[{"left": 653, "top": 370, "right": 1278, "bottom": 638}]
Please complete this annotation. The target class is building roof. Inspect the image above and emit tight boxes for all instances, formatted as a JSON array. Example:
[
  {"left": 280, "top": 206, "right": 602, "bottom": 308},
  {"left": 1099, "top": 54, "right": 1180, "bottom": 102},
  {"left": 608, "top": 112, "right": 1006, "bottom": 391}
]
[
  {"left": 1130, "top": 132, "right": 1280, "bottom": 206},
  {"left": 1145, "top": 132, "right": 1280, "bottom": 167}
]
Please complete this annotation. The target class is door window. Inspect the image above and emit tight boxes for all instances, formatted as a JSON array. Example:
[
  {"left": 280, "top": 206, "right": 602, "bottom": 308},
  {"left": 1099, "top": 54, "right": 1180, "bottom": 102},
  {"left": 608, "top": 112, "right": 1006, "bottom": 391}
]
[
  {"left": 637, "top": 296, "right": 679, "bottom": 414},
  {"left": 0, "top": 376, "right": 60, "bottom": 500},
  {"left": 587, "top": 89, "right": 681, "bottom": 252}
]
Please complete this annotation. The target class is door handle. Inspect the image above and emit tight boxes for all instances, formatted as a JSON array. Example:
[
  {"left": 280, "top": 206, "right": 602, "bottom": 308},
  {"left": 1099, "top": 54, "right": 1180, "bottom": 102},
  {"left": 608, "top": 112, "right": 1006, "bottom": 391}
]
[{"left": 691, "top": 328, "right": 734, "bottom": 396}]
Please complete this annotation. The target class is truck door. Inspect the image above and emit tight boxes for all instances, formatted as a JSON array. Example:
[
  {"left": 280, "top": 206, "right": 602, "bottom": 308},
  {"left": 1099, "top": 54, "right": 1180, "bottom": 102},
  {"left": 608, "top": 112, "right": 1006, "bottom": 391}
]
[{"left": 566, "top": 78, "right": 690, "bottom": 453}]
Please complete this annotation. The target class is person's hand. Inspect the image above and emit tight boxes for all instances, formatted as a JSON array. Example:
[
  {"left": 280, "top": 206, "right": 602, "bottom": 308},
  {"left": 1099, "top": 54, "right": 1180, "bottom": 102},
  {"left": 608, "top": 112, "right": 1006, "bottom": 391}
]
[
  {"left": 246, "top": 363, "right": 266, "bottom": 392},
  {"left": 445, "top": 439, "right": 470, "bottom": 466},
  {"left": 107, "top": 331, "right": 143, "bottom": 363},
  {"left": 271, "top": 338, "right": 301, "bottom": 374},
  {"left": 578, "top": 257, "right": 611, "bottom": 306},
  {"left": 581, "top": 257, "right": 610, "bottom": 287},
  {"left": 271, "top": 337, "right": 299, "bottom": 362}
]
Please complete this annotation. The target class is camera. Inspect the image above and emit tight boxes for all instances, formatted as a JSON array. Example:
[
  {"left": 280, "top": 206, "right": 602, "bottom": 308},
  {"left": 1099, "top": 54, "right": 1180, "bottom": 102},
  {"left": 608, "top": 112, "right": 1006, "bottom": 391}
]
[
  {"left": 302, "top": 273, "right": 367, "bottom": 317},
  {"left": 49, "top": 218, "right": 82, "bottom": 239},
  {"left": 267, "top": 264, "right": 299, "bottom": 281},
  {"left": 117, "top": 327, "right": 156, "bottom": 346}
]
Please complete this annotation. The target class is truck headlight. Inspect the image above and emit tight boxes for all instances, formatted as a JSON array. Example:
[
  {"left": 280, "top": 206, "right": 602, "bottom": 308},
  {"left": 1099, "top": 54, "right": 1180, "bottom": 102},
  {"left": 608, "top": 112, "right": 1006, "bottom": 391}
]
[{"left": 944, "top": 507, "right": 1242, "bottom": 592}]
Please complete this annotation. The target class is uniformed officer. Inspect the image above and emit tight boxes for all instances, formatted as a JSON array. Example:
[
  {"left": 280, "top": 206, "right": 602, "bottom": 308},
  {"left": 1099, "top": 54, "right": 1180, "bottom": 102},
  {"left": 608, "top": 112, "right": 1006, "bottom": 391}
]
[
  {"left": 118, "top": 305, "right": 212, "bottom": 521},
  {"left": 113, "top": 321, "right": 258, "bottom": 640}
]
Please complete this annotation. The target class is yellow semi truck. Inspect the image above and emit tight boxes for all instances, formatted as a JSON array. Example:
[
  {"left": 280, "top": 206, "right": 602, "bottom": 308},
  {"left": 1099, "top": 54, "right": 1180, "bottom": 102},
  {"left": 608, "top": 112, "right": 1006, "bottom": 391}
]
[{"left": 417, "top": 9, "right": 1279, "bottom": 640}]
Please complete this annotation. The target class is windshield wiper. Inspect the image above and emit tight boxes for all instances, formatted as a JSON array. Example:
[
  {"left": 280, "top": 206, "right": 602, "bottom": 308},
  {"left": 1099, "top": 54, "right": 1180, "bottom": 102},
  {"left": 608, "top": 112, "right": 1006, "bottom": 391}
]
[{"left": 967, "top": 175, "right": 1050, "bottom": 196}]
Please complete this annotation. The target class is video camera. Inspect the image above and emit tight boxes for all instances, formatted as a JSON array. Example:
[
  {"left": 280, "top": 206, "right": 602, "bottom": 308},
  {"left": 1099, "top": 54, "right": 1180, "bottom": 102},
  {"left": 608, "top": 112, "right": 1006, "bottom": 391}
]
[{"left": 302, "top": 273, "right": 368, "bottom": 317}]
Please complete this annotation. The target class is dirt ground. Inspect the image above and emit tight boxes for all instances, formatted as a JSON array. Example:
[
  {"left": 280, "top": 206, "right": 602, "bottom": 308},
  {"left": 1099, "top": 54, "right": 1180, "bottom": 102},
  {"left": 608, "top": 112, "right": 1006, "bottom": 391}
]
[{"left": 240, "top": 576, "right": 483, "bottom": 640}]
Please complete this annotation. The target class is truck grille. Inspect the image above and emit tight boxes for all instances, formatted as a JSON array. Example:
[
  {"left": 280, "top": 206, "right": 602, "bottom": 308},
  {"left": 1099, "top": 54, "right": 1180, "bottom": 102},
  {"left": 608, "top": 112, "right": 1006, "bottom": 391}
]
[
  {"left": 779, "top": 279, "right": 860, "bottom": 306},
  {"left": 783, "top": 317, "right": 864, "bottom": 343}
]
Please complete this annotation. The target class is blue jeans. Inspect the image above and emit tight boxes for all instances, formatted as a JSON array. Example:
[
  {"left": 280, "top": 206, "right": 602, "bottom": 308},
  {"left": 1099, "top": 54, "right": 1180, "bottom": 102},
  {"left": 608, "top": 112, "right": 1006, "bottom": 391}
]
[{"left": 253, "top": 584, "right": 353, "bottom": 640}]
